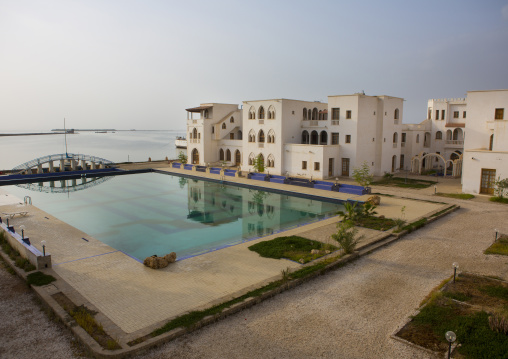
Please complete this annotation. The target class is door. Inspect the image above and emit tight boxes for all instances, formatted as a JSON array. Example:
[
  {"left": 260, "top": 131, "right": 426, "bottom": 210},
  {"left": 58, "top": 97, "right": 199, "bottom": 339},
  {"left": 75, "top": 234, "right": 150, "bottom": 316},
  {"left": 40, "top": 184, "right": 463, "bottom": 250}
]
[
  {"left": 235, "top": 150, "right": 241, "bottom": 166},
  {"left": 480, "top": 169, "right": 496, "bottom": 194},
  {"left": 328, "top": 158, "right": 334, "bottom": 177},
  {"left": 341, "top": 158, "right": 350, "bottom": 176}
]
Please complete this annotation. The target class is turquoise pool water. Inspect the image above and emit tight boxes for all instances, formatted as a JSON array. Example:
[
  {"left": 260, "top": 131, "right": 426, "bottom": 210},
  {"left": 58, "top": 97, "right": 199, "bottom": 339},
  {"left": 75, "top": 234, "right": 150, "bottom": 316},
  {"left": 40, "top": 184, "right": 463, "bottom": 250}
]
[{"left": 4, "top": 173, "right": 344, "bottom": 261}]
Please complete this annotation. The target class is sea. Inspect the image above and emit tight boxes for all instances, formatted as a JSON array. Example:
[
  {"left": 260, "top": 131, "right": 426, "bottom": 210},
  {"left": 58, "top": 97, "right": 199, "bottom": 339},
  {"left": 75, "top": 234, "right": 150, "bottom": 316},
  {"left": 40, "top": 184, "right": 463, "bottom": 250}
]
[{"left": 0, "top": 130, "right": 186, "bottom": 171}]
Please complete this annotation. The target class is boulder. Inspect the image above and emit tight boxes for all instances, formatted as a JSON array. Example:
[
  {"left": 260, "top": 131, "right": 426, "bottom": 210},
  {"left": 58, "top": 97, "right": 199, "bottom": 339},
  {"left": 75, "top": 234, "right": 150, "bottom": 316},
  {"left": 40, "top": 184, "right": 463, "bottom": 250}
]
[
  {"left": 310, "top": 249, "right": 321, "bottom": 254},
  {"left": 143, "top": 252, "right": 177, "bottom": 269},
  {"left": 366, "top": 195, "right": 381, "bottom": 206}
]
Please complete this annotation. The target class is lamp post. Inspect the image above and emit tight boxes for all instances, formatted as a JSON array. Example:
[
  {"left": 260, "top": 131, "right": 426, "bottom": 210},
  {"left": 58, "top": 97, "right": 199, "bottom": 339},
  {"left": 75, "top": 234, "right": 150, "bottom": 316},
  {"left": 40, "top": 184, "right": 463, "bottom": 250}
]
[
  {"left": 445, "top": 331, "right": 456, "bottom": 359},
  {"left": 19, "top": 225, "right": 25, "bottom": 239},
  {"left": 335, "top": 177, "right": 338, "bottom": 186},
  {"left": 495, "top": 229, "right": 498, "bottom": 242},
  {"left": 453, "top": 262, "right": 459, "bottom": 283},
  {"left": 434, "top": 185, "right": 437, "bottom": 194},
  {"left": 41, "top": 240, "right": 46, "bottom": 256}
]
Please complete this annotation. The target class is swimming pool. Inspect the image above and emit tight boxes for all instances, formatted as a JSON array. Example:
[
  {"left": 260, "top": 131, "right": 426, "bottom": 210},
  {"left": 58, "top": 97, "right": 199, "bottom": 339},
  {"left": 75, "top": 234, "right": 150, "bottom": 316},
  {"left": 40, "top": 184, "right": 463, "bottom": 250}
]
[{"left": 4, "top": 172, "right": 344, "bottom": 261}]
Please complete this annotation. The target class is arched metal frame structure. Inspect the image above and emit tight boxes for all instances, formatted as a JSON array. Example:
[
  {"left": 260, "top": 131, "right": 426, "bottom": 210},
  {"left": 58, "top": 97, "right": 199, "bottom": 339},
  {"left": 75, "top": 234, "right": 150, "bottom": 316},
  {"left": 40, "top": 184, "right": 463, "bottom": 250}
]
[
  {"left": 410, "top": 151, "right": 463, "bottom": 177},
  {"left": 12, "top": 153, "right": 115, "bottom": 174}
]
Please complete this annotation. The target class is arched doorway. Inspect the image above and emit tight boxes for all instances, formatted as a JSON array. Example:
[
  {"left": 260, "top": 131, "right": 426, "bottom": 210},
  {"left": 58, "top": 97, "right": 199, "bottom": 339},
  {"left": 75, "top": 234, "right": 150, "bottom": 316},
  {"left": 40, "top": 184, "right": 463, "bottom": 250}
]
[
  {"left": 320, "top": 131, "right": 328, "bottom": 145},
  {"left": 192, "top": 148, "right": 199, "bottom": 164},
  {"left": 302, "top": 130, "right": 309, "bottom": 144},
  {"left": 392, "top": 155, "right": 397, "bottom": 172},
  {"left": 310, "top": 131, "right": 318, "bottom": 144},
  {"left": 235, "top": 150, "right": 241, "bottom": 166}
]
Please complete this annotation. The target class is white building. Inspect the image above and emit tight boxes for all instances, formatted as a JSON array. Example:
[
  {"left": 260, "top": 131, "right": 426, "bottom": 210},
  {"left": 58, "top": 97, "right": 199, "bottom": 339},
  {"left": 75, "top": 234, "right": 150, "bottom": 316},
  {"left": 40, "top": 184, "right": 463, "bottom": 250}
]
[
  {"left": 462, "top": 90, "right": 508, "bottom": 194},
  {"left": 184, "top": 89, "right": 507, "bottom": 195}
]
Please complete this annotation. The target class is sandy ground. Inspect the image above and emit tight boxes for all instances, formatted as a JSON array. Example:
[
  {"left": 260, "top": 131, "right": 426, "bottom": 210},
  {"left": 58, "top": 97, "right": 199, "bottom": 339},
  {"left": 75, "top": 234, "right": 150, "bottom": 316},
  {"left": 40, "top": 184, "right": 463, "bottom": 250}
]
[{"left": 1, "top": 176, "right": 508, "bottom": 358}]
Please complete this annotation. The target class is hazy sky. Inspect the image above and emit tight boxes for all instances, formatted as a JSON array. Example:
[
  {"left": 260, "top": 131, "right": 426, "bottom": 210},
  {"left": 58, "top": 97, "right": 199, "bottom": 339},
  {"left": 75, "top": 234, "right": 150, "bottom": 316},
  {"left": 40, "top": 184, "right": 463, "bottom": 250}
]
[{"left": 1, "top": 0, "right": 508, "bottom": 131}]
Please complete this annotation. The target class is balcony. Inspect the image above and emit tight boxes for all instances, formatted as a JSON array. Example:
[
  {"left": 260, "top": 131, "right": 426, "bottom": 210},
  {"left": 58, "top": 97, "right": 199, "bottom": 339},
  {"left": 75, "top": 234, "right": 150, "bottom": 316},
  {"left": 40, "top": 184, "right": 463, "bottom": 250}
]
[
  {"left": 446, "top": 140, "right": 464, "bottom": 146},
  {"left": 258, "top": 143, "right": 264, "bottom": 148},
  {"left": 393, "top": 143, "right": 397, "bottom": 148},
  {"left": 401, "top": 142, "right": 405, "bottom": 147},
  {"left": 259, "top": 119, "right": 264, "bottom": 125},
  {"left": 332, "top": 120, "right": 339, "bottom": 126},
  {"left": 190, "top": 139, "right": 201, "bottom": 144}
]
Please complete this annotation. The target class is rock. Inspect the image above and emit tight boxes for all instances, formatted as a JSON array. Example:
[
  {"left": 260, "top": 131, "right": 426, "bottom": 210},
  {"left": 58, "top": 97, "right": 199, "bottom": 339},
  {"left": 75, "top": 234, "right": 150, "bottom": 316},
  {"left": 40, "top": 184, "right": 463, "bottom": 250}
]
[
  {"left": 299, "top": 258, "right": 305, "bottom": 264},
  {"left": 367, "top": 195, "right": 381, "bottom": 205},
  {"left": 310, "top": 249, "right": 321, "bottom": 254},
  {"left": 143, "top": 252, "right": 177, "bottom": 269},
  {"left": 325, "top": 250, "right": 331, "bottom": 254},
  {"left": 379, "top": 215, "right": 385, "bottom": 219}
]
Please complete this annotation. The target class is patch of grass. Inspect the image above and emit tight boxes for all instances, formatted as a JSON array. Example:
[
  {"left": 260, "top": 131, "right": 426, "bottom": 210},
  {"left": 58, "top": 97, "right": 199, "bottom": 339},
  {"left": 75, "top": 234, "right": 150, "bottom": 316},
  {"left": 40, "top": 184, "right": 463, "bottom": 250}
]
[
  {"left": 480, "top": 285, "right": 508, "bottom": 301},
  {"left": 485, "top": 236, "right": 508, "bottom": 256},
  {"left": 430, "top": 205, "right": 456, "bottom": 218},
  {"left": 394, "top": 218, "right": 428, "bottom": 233},
  {"left": 490, "top": 196, "right": 508, "bottom": 204},
  {"left": 443, "top": 291, "right": 472, "bottom": 302},
  {"left": 436, "top": 192, "right": 475, "bottom": 200},
  {"left": 356, "top": 216, "right": 397, "bottom": 231},
  {"left": 26, "top": 271, "right": 56, "bottom": 286},
  {"left": 0, "top": 230, "right": 36, "bottom": 272},
  {"left": 372, "top": 177, "right": 436, "bottom": 189},
  {"left": 248, "top": 236, "right": 337, "bottom": 263}
]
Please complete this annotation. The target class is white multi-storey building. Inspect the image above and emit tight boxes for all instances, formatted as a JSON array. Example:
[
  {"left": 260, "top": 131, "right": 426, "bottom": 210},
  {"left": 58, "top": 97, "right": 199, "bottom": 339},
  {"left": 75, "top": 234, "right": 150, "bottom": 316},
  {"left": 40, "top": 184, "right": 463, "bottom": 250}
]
[{"left": 184, "top": 89, "right": 507, "bottom": 195}]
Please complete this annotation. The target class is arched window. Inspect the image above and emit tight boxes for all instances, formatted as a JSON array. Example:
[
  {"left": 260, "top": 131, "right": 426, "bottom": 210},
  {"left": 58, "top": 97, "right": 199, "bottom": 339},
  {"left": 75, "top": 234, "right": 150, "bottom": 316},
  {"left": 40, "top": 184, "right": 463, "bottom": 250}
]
[
  {"left": 303, "top": 108, "right": 307, "bottom": 120},
  {"left": 230, "top": 117, "right": 234, "bottom": 123},
  {"left": 302, "top": 130, "right": 309, "bottom": 144},
  {"left": 416, "top": 134, "right": 420, "bottom": 143},
  {"left": 267, "top": 106, "right": 275, "bottom": 119},
  {"left": 393, "top": 132, "right": 398, "bottom": 143},
  {"left": 267, "top": 154, "right": 275, "bottom": 168},
  {"left": 320, "top": 131, "right": 328, "bottom": 145},
  {"left": 258, "top": 106, "right": 265, "bottom": 119},
  {"left": 257, "top": 153, "right": 264, "bottom": 169},
  {"left": 489, "top": 134, "right": 494, "bottom": 151},
  {"left": 203, "top": 109, "right": 209, "bottom": 119},
  {"left": 226, "top": 149, "right": 231, "bottom": 161},
  {"left": 394, "top": 108, "right": 399, "bottom": 120},
  {"left": 192, "top": 128, "right": 198, "bottom": 139},
  {"left": 311, "top": 130, "right": 319, "bottom": 144},
  {"left": 248, "top": 130, "right": 256, "bottom": 142},
  {"left": 248, "top": 153, "right": 255, "bottom": 165},
  {"left": 238, "top": 130, "right": 242, "bottom": 140},
  {"left": 308, "top": 109, "right": 312, "bottom": 120},
  {"left": 435, "top": 131, "right": 442, "bottom": 140},
  {"left": 235, "top": 150, "right": 241, "bottom": 165},
  {"left": 222, "top": 123, "right": 226, "bottom": 129},
  {"left": 258, "top": 130, "right": 265, "bottom": 143},
  {"left": 446, "top": 130, "right": 452, "bottom": 140},
  {"left": 248, "top": 106, "right": 255, "bottom": 119},
  {"left": 453, "top": 128, "right": 463, "bottom": 141},
  {"left": 267, "top": 129, "right": 275, "bottom": 143},
  {"left": 312, "top": 108, "right": 318, "bottom": 121},
  {"left": 219, "top": 148, "right": 224, "bottom": 161}
]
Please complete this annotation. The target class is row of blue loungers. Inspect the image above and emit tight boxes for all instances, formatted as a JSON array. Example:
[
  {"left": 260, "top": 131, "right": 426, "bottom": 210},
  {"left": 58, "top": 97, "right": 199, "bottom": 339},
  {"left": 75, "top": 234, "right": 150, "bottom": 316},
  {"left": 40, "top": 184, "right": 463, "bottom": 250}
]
[{"left": 171, "top": 163, "right": 368, "bottom": 196}]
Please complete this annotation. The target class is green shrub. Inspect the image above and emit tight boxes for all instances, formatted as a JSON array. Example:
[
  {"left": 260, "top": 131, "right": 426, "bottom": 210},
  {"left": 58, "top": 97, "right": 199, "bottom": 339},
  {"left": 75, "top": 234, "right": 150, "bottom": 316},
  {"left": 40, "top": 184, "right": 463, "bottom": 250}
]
[
  {"left": 480, "top": 285, "right": 508, "bottom": 300},
  {"left": 248, "top": 236, "right": 336, "bottom": 263},
  {"left": 331, "top": 220, "right": 363, "bottom": 254},
  {"left": 490, "top": 196, "right": 508, "bottom": 204}
]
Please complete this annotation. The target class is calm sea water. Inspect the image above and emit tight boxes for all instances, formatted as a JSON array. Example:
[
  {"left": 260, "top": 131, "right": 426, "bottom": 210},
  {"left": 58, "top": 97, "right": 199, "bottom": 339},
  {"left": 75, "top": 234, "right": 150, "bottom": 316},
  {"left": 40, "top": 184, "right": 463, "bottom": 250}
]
[
  {"left": 5, "top": 172, "right": 342, "bottom": 261},
  {"left": 0, "top": 130, "right": 186, "bottom": 170}
]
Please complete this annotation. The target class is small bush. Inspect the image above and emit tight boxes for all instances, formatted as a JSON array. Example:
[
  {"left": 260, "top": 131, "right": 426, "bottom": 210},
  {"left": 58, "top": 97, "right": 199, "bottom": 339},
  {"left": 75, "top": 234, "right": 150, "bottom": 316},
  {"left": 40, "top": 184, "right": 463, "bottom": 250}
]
[
  {"left": 248, "top": 236, "right": 336, "bottom": 263},
  {"left": 480, "top": 285, "right": 508, "bottom": 300},
  {"left": 436, "top": 192, "right": 475, "bottom": 200},
  {"left": 26, "top": 271, "right": 56, "bottom": 286},
  {"left": 489, "top": 313, "right": 508, "bottom": 335},
  {"left": 490, "top": 197, "right": 508, "bottom": 204},
  {"left": 331, "top": 220, "right": 363, "bottom": 254}
]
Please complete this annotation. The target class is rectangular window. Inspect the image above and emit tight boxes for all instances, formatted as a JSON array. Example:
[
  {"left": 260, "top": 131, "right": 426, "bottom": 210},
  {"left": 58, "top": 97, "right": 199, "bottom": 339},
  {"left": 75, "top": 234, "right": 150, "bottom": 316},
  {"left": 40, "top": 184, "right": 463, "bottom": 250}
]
[
  {"left": 345, "top": 135, "right": 351, "bottom": 143},
  {"left": 229, "top": 133, "right": 235, "bottom": 139},
  {"left": 495, "top": 108, "right": 504, "bottom": 120},
  {"left": 331, "top": 108, "right": 340, "bottom": 120},
  {"left": 331, "top": 132, "right": 339, "bottom": 145},
  {"left": 400, "top": 155, "right": 404, "bottom": 169},
  {"left": 346, "top": 110, "right": 352, "bottom": 119},
  {"left": 302, "top": 161, "right": 307, "bottom": 170},
  {"left": 441, "top": 110, "right": 445, "bottom": 120},
  {"left": 435, "top": 110, "right": 439, "bottom": 120},
  {"left": 463, "top": 111, "right": 466, "bottom": 118},
  {"left": 401, "top": 133, "right": 406, "bottom": 142},
  {"left": 314, "top": 162, "right": 320, "bottom": 171},
  {"left": 453, "top": 111, "right": 459, "bottom": 118}
]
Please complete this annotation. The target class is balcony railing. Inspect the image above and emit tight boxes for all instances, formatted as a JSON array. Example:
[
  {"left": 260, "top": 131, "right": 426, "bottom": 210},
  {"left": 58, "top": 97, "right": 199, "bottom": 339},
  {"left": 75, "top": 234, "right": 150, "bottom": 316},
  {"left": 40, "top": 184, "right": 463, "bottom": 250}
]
[
  {"left": 393, "top": 143, "right": 397, "bottom": 148},
  {"left": 331, "top": 120, "right": 339, "bottom": 126},
  {"left": 258, "top": 143, "right": 264, "bottom": 148},
  {"left": 190, "top": 139, "right": 200, "bottom": 144},
  {"left": 446, "top": 140, "right": 464, "bottom": 145},
  {"left": 401, "top": 142, "right": 405, "bottom": 147},
  {"left": 259, "top": 119, "right": 264, "bottom": 125}
]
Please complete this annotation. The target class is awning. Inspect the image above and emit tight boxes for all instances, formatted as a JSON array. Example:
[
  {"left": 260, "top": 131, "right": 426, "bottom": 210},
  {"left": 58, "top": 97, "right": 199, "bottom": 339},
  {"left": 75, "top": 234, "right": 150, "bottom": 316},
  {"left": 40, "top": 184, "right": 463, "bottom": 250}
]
[{"left": 186, "top": 105, "right": 212, "bottom": 113}]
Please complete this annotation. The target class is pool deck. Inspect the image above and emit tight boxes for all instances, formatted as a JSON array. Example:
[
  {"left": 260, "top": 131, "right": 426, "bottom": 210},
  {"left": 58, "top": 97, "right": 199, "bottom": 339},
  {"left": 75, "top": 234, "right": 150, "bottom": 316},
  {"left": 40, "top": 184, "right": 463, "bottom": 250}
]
[{"left": 0, "top": 168, "right": 447, "bottom": 348}]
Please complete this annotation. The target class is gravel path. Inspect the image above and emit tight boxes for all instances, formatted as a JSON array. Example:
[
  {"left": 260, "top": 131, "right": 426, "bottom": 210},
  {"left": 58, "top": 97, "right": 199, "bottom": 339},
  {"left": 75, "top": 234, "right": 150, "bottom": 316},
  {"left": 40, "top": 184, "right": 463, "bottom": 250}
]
[
  {"left": 0, "top": 259, "right": 84, "bottom": 359},
  {"left": 2, "top": 194, "right": 507, "bottom": 358}
]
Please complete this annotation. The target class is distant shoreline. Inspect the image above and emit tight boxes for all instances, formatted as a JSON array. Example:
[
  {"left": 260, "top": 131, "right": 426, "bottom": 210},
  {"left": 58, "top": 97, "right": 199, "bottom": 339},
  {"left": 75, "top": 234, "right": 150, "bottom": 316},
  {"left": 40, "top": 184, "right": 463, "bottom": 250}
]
[{"left": 0, "top": 132, "right": 67, "bottom": 137}]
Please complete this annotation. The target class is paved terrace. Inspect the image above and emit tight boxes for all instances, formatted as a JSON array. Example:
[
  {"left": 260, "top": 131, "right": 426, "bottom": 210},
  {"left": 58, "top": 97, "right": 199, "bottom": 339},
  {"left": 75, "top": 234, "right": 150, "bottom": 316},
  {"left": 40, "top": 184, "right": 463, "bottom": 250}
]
[{"left": 0, "top": 167, "right": 445, "bottom": 348}]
